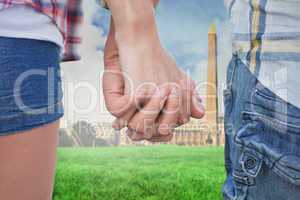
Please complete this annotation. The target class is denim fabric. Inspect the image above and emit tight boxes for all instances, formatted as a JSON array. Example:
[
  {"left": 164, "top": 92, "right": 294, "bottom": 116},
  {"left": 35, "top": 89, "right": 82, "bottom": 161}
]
[
  {"left": 222, "top": 55, "right": 300, "bottom": 200},
  {"left": 0, "top": 37, "right": 63, "bottom": 135}
]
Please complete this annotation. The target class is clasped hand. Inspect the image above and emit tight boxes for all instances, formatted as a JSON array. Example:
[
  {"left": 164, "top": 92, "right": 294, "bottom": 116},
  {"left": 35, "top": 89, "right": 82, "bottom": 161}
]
[{"left": 103, "top": 20, "right": 205, "bottom": 142}]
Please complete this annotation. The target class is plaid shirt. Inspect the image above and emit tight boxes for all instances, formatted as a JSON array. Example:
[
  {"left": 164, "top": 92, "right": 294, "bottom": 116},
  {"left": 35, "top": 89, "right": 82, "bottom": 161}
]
[
  {"left": 0, "top": 0, "right": 83, "bottom": 62},
  {"left": 227, "top": 0, "right": 300, "bottom": 76}
]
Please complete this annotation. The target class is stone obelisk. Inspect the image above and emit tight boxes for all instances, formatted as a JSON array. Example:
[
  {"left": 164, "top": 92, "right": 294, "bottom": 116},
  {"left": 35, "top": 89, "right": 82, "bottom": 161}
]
[{"left": 205, "top": 23, "right": 219, "bottom": 145}]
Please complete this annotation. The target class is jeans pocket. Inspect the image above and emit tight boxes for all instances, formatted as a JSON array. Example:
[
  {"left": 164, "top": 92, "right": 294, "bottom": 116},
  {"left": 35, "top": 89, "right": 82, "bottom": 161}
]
[
  {"left": 235, "top": 81, "right": 300, "bottom": 186},
  {"left": 236, "top": 114, "right": 300, "bottom": 186}
]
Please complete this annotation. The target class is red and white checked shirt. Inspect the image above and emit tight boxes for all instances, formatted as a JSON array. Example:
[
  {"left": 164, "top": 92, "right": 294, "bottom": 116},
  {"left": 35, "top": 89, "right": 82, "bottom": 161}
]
[{"left": 0, "top": 0, "right": 83, "bottom": 62}]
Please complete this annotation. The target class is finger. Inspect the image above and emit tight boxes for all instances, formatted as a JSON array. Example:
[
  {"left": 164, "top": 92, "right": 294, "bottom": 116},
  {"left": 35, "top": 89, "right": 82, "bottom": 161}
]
[
  {"left": 191, "top": 90, "right": 205, "bottom": 119},
  {"left": 128, "top": 87, "right": 169, "bottom": 139},
  {"left": 157, "top": 87, "right": 181, "bottom": 135},
  {"left": 178, "top": 79, "right": 192, "bottom": 124},
  {"left": 103, "top": 19, "right": 137, "bottom": 118},
  {"left": 103, "top": 69, "right": 136, "bottom": 118},
  {"left": 104, "top": 18, "right": 118, "bottom": 68},
  {"left": 126, "top": 129, "right": 144, "bottom": 142},
  {"left": 112, "top": 87, "right": 156, "bottom": 130},
  {"left": 127, "top": 129, "right": 173, "bottom": 143},
  {"left": 112, "top": 107, "right": 136, "bottom": 130},
  {"left": 147, "top": 134, "right": 174, "bottom": 143}
]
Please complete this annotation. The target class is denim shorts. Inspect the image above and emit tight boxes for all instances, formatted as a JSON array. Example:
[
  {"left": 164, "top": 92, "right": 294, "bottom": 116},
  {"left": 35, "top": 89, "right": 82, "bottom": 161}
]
[
  {"left": 222, "top": 55, "right": 300, "bottom": 199},
  {"left": 0, "top": 37, "right": 63, "bottom": 135}
]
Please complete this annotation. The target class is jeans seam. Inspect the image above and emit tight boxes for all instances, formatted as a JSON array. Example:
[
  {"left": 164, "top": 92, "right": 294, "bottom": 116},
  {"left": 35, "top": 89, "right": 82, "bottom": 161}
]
[
  {"left": 228, "top": 58, "right": 238, "bottom": 87},
  {"left": 241, "top": 111, "right": 300, "bottom": 134}
]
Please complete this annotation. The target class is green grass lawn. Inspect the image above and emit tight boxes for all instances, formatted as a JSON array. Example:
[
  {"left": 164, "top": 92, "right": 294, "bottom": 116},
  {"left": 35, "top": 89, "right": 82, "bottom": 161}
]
[{"left": 53, "top": 146, "right": 225, "bottom": 200}]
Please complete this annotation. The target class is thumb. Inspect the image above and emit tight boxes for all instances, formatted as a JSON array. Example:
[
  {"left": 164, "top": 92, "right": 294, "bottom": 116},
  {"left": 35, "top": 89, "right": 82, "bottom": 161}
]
[
  {"left": 103, "top": 18, "right": 134, "bottom": 117},
  {"left": 103, "top": 64, "right": 136, "bottom": 118},
  {"left": 104, "top": 18, "right": 119, "bottom": 69}
]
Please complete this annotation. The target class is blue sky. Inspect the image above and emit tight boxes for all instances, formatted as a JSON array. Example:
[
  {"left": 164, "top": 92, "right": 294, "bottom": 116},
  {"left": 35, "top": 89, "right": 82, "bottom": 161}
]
[{"left": 156, "top": 0, "right": 226, "bottom": 69}]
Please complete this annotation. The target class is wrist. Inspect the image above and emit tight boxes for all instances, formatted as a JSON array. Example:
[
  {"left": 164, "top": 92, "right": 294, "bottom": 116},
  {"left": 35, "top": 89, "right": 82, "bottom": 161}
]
[
  {"left": 107, "top": 0, "right": 160, "bottom": 46},
  {"left": 115, "top": 19, "right": 160, "bottom": 48}
]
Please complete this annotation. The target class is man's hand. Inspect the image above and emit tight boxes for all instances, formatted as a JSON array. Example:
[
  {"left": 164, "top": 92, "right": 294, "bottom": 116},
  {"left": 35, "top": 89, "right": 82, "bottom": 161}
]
[{"left": 102, "top": 0, "right": 205, "bottom": 142}]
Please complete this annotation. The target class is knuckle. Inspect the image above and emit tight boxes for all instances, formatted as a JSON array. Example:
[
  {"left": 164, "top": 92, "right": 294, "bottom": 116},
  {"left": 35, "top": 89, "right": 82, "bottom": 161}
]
[
  {"left": 107, "top": 108, "right": 123, "bottom": 118},
  {"left": 166, "top": 134, "right": 174, "bottom": 142},
  {"left": 116, "top": 118, "right": 127, "bottom": 127},
  {"left": 127, "top": 122, "right": 137, "bottom": 131},
  {"left": 158, "top": 124, "right": 171, "bottom": 135},
  {"left": 130, "top": 136, "right": 142, "bottom": 142},
  {"left": 158, "top": 129, "right": 169, "bottom": 136}
]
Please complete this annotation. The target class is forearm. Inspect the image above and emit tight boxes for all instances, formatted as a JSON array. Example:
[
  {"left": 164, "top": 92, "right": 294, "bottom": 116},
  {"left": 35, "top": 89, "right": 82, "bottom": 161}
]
[{"left": 105, "top": 0, "right": 160, "bottom": 46}]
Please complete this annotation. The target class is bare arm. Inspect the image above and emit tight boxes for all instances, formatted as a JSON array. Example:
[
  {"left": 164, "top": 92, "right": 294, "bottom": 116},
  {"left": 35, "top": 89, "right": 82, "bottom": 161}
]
[{"left": 104, "top": 0, "right": 160, "bottom": 46}]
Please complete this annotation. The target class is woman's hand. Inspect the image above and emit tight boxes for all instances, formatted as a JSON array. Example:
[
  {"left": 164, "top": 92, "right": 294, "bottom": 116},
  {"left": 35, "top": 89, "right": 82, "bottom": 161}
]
[{"left": 102, "top": 0, "right": 205, "bottom": 142}]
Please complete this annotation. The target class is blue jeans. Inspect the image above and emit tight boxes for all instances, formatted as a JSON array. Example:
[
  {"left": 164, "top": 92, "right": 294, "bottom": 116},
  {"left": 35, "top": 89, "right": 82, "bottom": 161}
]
[
  {"left": 0, "top": 37, "right": 63, "bottom": 135},
  {"left": 222, "top": 55, "right": 300, "bottom": 200}
]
